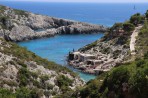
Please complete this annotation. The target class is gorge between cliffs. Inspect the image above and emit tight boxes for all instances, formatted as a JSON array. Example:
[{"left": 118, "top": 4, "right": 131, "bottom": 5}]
[
  {"left": 0, "top": 2, "right": 148, "bottom": 98},
  {"left": 0, "top": 4, "right": 107, "bottom": 81}
]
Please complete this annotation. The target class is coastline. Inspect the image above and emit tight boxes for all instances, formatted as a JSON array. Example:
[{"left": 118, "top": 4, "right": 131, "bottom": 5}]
[
  {"left": 0, "top": 5, "right": 107, "bottom": 42},
  {"left": 18, "top": 33, "right": 104, "bottom": 81}
]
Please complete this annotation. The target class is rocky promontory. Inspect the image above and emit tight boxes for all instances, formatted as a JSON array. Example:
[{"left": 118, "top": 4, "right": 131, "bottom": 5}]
[
  {"left": 68, "top": 13, "right": 145, "bottom": 74},
  {"left": 0, "top": 5, "right": 107, "bottom": 42}
]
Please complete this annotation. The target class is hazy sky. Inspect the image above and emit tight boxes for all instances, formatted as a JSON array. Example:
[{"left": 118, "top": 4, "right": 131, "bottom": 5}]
[{"left": 2, "top": 0, "right": 148, "bottom": 3}]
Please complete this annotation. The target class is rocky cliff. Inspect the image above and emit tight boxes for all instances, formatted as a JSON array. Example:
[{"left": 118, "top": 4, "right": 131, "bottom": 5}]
[
  {"left": 68, "top": 13, "right": 145, "bottom": 74},
  {"left": 69, "top": 11, "right": 148, "bottom": 98},
  {"left": 0, "top": 5, "right": 107, "bottom": 42},
  {"left": 0, "top": 38, "right": 84, "bottom": 97}
]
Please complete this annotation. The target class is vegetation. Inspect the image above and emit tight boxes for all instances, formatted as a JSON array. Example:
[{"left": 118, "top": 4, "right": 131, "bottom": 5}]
[
  {"left": 0, "top": 5, "right": 148, "bottom": 98},
  {"left": 145, "top": 10, "right": 148, "bottom": 19},
  {"left": 136, "top": 20, "right": 148, "bottom": 57},
  {"left": 102, "top": 22, "right": 135, "bottom": 45},
  {"left": 130, "top": 13, "right": 144, "bottom": 25},
  {"left": 0, "top": 38, "right": 79, "bottom": 97},
  {"left": 75, "top": 56, "right": 148, "bottom": 98},
  {"left": 123, "top": 22, "right": 135, "bottom": 32},
  {"left": 79, "top": 40, "right": 98, "bottom": 52},
  {"left": 0, "top": 39, "right": 77, "bottom": 77},
  {"left": 14, "top": 9, "right": 28, "bottom": 17},
  {"left": 56, "top": 75, "right": 73, "bottom": 93},
  {"left": 0, "top": 5, "right": 6, "bottom": 13},
  {"left": 0, "top": 88, "right": 15, "bottom": 98},
  {"left": 71, "top": 10, "right": 148, "bottom": 98},
  {"left": 0, "top": 16, "right": 9, "bottom": 29},
  {"left": 0, "top": 87, "right": 43, "bottom": 98}
]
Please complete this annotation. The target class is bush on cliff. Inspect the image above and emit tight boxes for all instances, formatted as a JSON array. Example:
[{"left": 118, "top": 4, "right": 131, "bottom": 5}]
[
  {"left": 77, "top": 57, "right": 148, "bottom": 98},
  {"left": 130, "top": 13, "right": 144, "bottom": 25},
  {"left": 0, "top": 16, "right": 9, "bottom": 29},
  {"left": 56, "top": 75, "right": 73, "bottom": 93},
  {"left": 145, "top": 10, "right": 148, "bottom": 19},
  {"left": 136, "top": 20, "right": 148, "bottom": 56},
  {"left": 123, "top": 22, "right": 135, "bottom": 32}
]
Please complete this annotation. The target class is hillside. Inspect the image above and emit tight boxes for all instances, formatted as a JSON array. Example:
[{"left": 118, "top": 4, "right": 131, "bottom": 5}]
[
  {"left": 69, "top": 11, "right": 148, "bottom": 98},
  {"left": 0, "top": 4, "right": 148, "bottom": 98},
  {"left": 0, "top": 38, "right": 84, "bottom": 98},
  {"left": 0, "top": 5, "right": 107, "bottom": 42},
  {"left": 68, "top": 12, "right": 146, "bottom": 74}
]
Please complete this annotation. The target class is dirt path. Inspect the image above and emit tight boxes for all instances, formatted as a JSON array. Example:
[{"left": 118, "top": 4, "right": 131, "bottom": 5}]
[{"left": 130, "top": 25, "right": 143, "bottom": 55}]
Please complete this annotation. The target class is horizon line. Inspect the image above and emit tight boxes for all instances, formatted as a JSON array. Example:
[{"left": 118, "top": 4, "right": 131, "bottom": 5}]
[{"left": 1, "top": 0, "right": 148, "bottom": 3}]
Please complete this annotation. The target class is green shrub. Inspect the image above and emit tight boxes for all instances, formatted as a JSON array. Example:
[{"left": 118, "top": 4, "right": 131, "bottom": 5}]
[
  {"left": 136, "top": 59, "right": 146, "bottom": 67},
  {"left": 16, "top": 87, "right": 31, "bottom": 98},
  {"left": 18, "top": 68, "right": 31, "bottom": 86},
  {"left": 56, "top": 75, "right": 73, "bottom": 88},
  {"left": 46, "top": 83, "right": 54, "bottom": 90},
  {"left": 145, "top": 10, "right": 148, "bottom": 19},
  {"left": 129, "top": 69, "right": 148, "bottom": 98},
  {"left": 40, "top": 75, "right": 50, "bottom": 82},
  {"left": 0, "top": 88, "right": 15, "bottom": 98},
  {"left": 106, "top": 67, "right": 130, "bottom": 91},
  {"left": 0, "top": 16, "right": 9, "bottom": 29},
  {"left": 14, "top": 9, "right": 28, "bottom": 17},
  {"left": 123, "top": 22, "right": 135, "bottom": 32},
  {"left": 130, "top": 13, "right": 144, "bottom": 25},
  {"left": 110, "top": 23, "right": 123, "bottom": 31},
  {"left": 144, "top": 51, "right": 148, "bottom": 59}
]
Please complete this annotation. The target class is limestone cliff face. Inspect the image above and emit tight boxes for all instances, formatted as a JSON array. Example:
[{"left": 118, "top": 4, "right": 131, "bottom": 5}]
[{"left": 0, "top": 5, "right": 107, "bottom": 42}]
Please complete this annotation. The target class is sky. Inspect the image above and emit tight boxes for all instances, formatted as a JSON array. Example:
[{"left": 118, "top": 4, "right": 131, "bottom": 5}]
[{"left": 2, "top": 0, "right": 148, "bottom": 3}]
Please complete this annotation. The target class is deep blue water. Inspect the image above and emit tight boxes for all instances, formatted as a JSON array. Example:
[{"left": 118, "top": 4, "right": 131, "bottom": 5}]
[
  {"left": 0, "top": 2, "right": 148, "bottom": 26},
  {"left": 1, "top": 1, "right": 148, "bottom": 81}
]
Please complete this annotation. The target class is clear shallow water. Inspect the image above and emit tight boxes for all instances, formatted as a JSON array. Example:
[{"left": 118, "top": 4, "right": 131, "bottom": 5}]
[
  {"left": 18, "top": 34, "right": 104, "bottom": 81},
  {"left": 1, "top": 1, "right": 148, "bottom": 81}
]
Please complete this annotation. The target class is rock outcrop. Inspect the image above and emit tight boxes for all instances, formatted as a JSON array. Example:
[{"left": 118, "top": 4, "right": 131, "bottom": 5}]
[
  {"left": 68, "top": 39, "right": 130, "bottom": 74},
  {"left": 0, "top": 5, "right": 107, "bottom": 42},
  {"left": 68, "top": 22, "right": 137, "bottom": 74},
  {"left": 0, "top": 38, "right": 84, "bottom": 97}
]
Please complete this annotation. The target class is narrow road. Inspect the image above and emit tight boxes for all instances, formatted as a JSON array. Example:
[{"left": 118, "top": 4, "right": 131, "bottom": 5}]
[{"left": 130, "top": 25, "right": 143, "bottom": 55}]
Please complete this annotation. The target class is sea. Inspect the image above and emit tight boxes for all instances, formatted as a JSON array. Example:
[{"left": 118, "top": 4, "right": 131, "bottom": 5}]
[{"left": 0, "top": 1, "right": 148, "bottom": 81}]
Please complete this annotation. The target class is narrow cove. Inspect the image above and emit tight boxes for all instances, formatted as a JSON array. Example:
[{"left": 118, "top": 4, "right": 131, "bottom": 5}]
[{"left": 18, "top": 33, "right": 104, "bottom": 81}]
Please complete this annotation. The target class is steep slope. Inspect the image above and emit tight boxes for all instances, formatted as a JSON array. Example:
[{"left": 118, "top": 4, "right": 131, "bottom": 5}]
[
  {"left": 69, "top": 11, "right": 148, "bottom": 98},
  {"left": 136, "top": 21, "right": 148, "bottom": 57},
  {"left": 0, "top": 5, "right": 107, "bottom": 42},
  {"left": 75, "top": 56, "right": 148, "bottom": 98},
  {"left": 0, "top": 38, "right": 84, "bottom": 98},
  {"left": 68, "top": 22, "right": 136, "bottom": 74}
]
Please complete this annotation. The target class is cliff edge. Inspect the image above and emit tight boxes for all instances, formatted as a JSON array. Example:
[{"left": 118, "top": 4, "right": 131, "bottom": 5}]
[{"left": 0, "top": 5, "right": 107, "bottom": 42}]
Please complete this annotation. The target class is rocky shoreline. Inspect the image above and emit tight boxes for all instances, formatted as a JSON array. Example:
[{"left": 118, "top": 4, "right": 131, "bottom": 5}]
[
  {"left": 68, "top": 42, "right": 130, "bottom": 75},
  {"left": 0, "top": 5, "right": 107, "bottom": 42},
  {"left": 67, "top": 22, "right": 138, "bottom": 74}
]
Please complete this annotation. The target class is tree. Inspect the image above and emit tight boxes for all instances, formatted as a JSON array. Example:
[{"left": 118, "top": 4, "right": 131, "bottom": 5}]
[
  {"left": 110, "top": 23, "right": 123, "bottom": 31},
  {"left": 145, "top": 10, "right": 148, "bottom": 19},
  {"left": 130, "top": 13, "right": 143, "bottom": 25},
  {"left": 123, "top": 22, "right": 135, "bottom": 32}
]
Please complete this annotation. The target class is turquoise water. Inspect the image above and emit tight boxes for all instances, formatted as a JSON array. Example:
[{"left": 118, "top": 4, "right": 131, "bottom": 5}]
[
  {"left": 18, "top": 34, "right": 104, "bottom": 81},
  {"left": 1, "top": 1, "right": 148, "bottom": 81}
]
